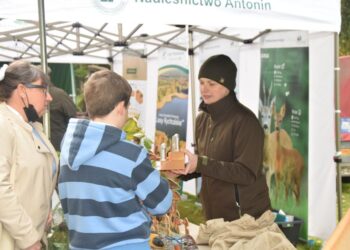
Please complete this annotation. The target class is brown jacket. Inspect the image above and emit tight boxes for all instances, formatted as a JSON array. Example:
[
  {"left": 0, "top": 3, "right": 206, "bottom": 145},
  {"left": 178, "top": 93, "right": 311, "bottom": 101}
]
[{"left": 195, "top": 93, "right": 270, "bottom": 221}]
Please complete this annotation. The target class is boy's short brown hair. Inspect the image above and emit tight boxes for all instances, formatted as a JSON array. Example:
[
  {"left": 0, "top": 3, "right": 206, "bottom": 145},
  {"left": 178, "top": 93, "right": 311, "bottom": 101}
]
[{"left": 84, "top": 70, "right": 132, "bottom": 119}]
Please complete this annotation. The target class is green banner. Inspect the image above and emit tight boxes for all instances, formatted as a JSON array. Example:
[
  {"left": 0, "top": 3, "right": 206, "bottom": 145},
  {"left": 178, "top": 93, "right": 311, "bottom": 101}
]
[{"left": 259, "top": 47, "right": 309, "bottom": 239}]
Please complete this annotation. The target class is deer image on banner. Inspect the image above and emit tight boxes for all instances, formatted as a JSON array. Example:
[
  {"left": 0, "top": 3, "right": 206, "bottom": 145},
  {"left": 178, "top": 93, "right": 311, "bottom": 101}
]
[
  {"left": 259, "top": 81, "right": 277, "bottom": 189},
  {"left": 270, "top": 103, "right": 304, "bottom": 202},
  {"left": 259, "top": 82, "right": 294, "bottom": 190}
]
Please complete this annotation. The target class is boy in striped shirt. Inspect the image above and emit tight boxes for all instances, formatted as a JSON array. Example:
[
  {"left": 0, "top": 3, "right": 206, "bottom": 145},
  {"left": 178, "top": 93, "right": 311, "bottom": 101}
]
[{"left": 58, "top": 70, "right": 172, "bottom": 250}]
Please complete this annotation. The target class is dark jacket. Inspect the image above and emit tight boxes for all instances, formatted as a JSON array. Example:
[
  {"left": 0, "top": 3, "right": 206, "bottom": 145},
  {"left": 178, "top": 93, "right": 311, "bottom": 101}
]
[
  {"left": 194, "top": 93, "right": 270, "bottom": 221},
  {"left": 49, "top": 85, "right": 76, "bottom": 151}
]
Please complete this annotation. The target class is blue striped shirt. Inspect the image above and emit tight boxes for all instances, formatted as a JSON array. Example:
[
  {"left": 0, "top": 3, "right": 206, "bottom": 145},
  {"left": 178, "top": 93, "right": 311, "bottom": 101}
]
[{"left": 58, "top": 119, "right": 172, "bottom": 250}]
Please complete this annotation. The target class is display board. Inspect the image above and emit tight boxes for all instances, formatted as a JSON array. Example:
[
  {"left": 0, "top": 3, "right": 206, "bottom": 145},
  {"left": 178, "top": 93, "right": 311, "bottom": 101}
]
[
  {"left": 260, "top": 46, "right": 309, "bottom": 239},
  {"left": 155, "top": 48, "right": 189, "bottom": 155}
]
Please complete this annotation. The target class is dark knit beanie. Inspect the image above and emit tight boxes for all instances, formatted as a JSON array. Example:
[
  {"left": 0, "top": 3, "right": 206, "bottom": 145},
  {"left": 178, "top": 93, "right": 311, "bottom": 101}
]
[{"left": 198, "top": 54, "right": 237, "bottom": 90}]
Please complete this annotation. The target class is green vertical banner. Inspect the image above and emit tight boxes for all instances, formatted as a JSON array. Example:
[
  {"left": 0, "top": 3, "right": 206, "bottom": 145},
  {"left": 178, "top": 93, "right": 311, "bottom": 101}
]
[{"left": 259, "top": 47, "right": 309, "bottom": 239}]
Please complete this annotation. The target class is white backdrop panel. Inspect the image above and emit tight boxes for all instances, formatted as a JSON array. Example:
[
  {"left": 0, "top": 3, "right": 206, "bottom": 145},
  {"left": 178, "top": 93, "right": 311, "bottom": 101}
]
[
  {"left": 308, "top": 32, "right": 337, "bottom": 239},
  {"left": 237, "top": 43, "right": 261, "bottom": 115}
]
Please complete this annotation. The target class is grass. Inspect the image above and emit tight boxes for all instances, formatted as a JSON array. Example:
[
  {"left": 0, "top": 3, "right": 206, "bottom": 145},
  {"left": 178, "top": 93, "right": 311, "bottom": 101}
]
[
  {"left": 341, "top": 182, "right": 350, "bottom": 215},
  {"left": 177, "top": 193, "right": 205, "bottom": 225}
]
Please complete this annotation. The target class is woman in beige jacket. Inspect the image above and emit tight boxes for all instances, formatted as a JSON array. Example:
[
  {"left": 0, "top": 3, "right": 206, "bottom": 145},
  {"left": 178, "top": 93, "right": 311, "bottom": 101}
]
[{"left": 0, "top": 61, "right": 58, "bottom": 250}]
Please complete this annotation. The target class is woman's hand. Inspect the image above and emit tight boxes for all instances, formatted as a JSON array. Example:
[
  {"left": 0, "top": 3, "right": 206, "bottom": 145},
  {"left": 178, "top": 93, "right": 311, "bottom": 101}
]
[
  {"left": 172, "top": 150, "right": 198, "bottom": 175},
  {"left": 183, "top": 149, "right": 198, "bottom": 174},
  {"left": 24, "top": 241, "right": 41, "bottom": 250},
  {"left": 45, "top": 211, "right": 53, "bottom": 232}
]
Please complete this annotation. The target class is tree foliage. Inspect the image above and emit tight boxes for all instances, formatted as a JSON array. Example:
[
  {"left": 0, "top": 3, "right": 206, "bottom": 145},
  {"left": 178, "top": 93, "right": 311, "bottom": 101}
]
[{"left": 340, "top": 0, "right": 350, "bottom": 55}]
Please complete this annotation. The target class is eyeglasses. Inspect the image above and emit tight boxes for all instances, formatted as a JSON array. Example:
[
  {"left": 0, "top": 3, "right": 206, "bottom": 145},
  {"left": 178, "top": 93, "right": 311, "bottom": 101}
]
[{"left": 24, "top": 82, "right": 48, "bottom": 95}]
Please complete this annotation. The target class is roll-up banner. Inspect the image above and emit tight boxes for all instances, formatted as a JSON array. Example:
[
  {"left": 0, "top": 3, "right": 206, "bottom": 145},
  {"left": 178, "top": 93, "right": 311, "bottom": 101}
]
[
  {"left": 155, "top": 48, "right": 189, "bottom": 155},
  {"left": 259, "top": 31, "right": 309, "bottom": 239}
]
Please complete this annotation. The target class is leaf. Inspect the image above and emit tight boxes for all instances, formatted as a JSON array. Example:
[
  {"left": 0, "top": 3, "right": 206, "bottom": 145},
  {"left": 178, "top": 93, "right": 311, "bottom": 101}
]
[
  {"left": 143, "top": 138, "right": 153, "bottom": 151},
  {"left": 123, "top": 117, "right": 140, "bottom": 134},
  {"left": 133, "top": 132, "right": 145, "bottom": 139}
]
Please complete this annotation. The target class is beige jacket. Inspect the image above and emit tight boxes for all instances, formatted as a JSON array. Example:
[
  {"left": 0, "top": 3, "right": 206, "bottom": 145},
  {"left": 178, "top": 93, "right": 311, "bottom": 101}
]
[{"left": 0, "top": 102, "right": 58, "bottom": 249}]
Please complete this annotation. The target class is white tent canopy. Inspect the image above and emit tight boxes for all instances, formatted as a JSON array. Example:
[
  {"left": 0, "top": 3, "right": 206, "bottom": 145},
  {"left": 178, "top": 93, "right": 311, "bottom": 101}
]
[
  {"left": 0, "top": 20, "right": 187, "bottom": 63},
  {"left": 0, "top": 0, "right": 341, "bottom": 31},
  {"left": 0, "top": 0, "right": 341, "bottom": 63},
  {"left": 0, "top": 0, "right": 341, "bottom": 242}
]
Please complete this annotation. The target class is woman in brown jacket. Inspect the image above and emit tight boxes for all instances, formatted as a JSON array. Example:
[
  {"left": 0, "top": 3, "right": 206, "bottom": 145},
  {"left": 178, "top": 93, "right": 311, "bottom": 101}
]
[
  {"left": 179, "top": 54, "right": 271, "bottom": 221},
  {"left": 0, "top": 61, "right": 58, "bottom": 250}
]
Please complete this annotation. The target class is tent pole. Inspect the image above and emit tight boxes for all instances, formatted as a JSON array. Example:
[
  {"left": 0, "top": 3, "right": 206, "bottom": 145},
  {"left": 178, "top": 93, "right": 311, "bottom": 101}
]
[
  {"left": 70, "top": 64, "right": 77, "bottom": 104},
  {"left": 334, "top": 32, "right": 342, "bottom": 221},
  {"left": 188, "top": 26, "right": 199, "bottom": 195},
  {"left": 38, "top": 0, "right": 50, "bottom": 137},
  {"left": 188, "top": 26, "right": 196, "bottom": 144}
]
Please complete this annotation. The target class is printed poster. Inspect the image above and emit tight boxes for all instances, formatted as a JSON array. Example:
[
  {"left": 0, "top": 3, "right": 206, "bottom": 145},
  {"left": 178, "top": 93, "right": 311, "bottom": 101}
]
[
  {"left": 128, "top": 80, "right": 147, "bottom": 128},
  {"left": 123, "top": 52, "right": 147, "bottom": 80},
  {"left": 259, "top": 46, "right": 309, "bottom": 239},
  {"left": 155, "top": 48, "right": 188, "bottom": 156},
  {"left": 122, "top": 52, "right": 148, "bottom": 129}
]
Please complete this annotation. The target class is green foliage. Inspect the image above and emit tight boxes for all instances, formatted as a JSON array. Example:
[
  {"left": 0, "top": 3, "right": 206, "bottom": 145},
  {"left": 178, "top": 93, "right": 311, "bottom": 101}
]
[
  {"left": 48, "top": 204, "right": 69, "bottom": 249},
  {"left": 296, "top": 239, "right": 323, "bottom": 250},
  {"left": 48, "top": 226, "right": 69, "bottom": 250},
  {"left": 75, "top": 92, "right": 85, "bottom": 112},
  {"left": 73, "top": 64, "right": 89, "bottom": 84},
  {"left": 342, "top": 182, "right": 350, "bottom": 215},
  {"left": 340, "top": 0, "right": 350, "bottom": 55},
  {"left": 122, "top": 116, "right": 153, "bottom": 152},
  {"left": 177, "top": 192, "right": 205, "bottom": 225},
  {"left": 123, "top": 117, "right": 141, "bottom": 139},
  {"left": 143, "top": 137, "right": 153, "bottom": 152}
]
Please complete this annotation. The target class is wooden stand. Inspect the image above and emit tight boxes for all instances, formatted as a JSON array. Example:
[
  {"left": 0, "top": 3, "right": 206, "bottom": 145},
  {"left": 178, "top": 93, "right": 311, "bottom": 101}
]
[
  {"left": 160, "top": 151, "right": 185, "bottom": 170},
  {"left": 323, "top": 207, "right": 350, "bottom": 250}
]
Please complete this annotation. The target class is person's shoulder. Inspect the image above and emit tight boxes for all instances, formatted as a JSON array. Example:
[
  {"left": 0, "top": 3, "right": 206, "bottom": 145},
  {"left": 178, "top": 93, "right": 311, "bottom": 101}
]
[
  {"left": 50, "top": 85, "right": 70, "bottom": 97},
  {"left": 233, "top": 101, "right": 262, "bottom": 129},
  {"left": 0, "top": 108, "right": 16, "bottom": 138},
  {"left": 121, "top": 139, "right": 143, "bottom": 150},
  {"left": 119, "top": 139, "right": 149, "bottom": 161},
  {"left": 0, "top": 111, "right": 10, "bottom": 128},
  {"left": 196, "top": 110, "right": 209, "bottom": 122},
  {"left": 0, "top": 104, "right": 13, "bottom": 124},
  {"left": 234, "top": 101, "right": 258, "bottom": 120}
]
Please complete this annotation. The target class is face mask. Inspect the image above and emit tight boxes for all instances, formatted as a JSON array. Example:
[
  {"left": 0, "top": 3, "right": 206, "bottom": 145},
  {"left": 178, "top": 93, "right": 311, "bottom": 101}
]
[
  {"left": 21, "top": 90, "right": 41, "bottom": 123},
  {"left": 23, "top": 104, "right": 40, "bottom": 122}
]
